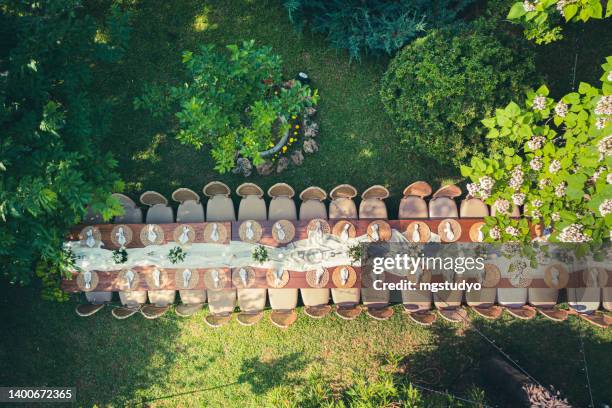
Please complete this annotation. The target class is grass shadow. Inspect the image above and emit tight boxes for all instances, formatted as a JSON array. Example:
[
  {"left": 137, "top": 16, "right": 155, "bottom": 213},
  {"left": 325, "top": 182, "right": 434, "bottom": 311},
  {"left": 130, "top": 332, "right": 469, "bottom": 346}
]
[
  {"left": 0, "top": 281, "right": 201, "bottom": 406},
  {"left": 237, "top": 352, "right": 311, "bottom": 395},
  {"left": 389, "top": 312, "right": 612, "bottom": 407}
]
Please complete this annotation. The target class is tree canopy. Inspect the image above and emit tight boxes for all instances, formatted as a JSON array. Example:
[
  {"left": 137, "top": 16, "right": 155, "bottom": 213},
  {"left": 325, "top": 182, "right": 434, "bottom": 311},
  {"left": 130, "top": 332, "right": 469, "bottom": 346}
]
[{"left": 0, "top": 0, "right": 128, "bottom": 299}]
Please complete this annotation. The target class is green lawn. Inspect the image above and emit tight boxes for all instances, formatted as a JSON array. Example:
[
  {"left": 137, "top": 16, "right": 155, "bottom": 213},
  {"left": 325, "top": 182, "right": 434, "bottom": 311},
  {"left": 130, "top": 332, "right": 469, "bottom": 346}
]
[
  {"left": 3, "top": 1, "right": 610, "bottom": 406},
  {"left": 2, "top": 284, "right": 611, "bottom": 407}
]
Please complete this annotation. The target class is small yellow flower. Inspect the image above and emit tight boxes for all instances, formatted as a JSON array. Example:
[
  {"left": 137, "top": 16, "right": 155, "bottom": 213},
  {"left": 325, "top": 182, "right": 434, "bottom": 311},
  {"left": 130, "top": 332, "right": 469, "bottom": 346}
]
[
  {"left": 290, "top": 138, "right": 295, "bottom": 143},
  {"left": 269, "top": 143, "right": 274, "bottom": 147},
  {"left": 282, "top": 146, "right": 287, "bottom": 152},
  {"left": 295, "top": 125, "right": 300, "bottom": 129},
  {"left": 294, "top": 131, "right": 298, "bottom": 135},
  {"left": 291, "top": 115, "right": 297, "bottom": 119}
]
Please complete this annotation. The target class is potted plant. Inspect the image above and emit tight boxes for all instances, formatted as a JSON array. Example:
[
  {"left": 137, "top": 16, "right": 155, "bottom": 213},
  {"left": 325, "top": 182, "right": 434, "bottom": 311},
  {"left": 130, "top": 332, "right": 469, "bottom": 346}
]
[{"left": 168, "top": 246, "right": 187, "bottom": 264}]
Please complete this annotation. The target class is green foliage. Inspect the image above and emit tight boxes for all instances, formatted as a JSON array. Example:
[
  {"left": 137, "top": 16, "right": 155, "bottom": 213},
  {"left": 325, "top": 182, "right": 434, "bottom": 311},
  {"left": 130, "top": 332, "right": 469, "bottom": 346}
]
[
  {"left": 462, "top": 58, "right": 612, "bottom": 244},
  {"left": 0, "top": 0, "right": 128, "bottom": 292},
  {"left": 112, "top": 248, "right": 128, "bottom": 264},
  {"left": 135, "top": 40, "right": 318, "bottom": 173},
  {"left": 348, "top": 244, "right": 363, "bottom": 265},
  {"left": 380, "top": 20, "right": 537, "bottom": 167},
  {"left": 283, "top": 0, "right": 475, "bottom": 61},
  {"left": 252, "top": 245, "right": 269, "bottom": 264},
  {"left": 267, "top": 369, "right": 486, "bottom": 407},
  {"left": 168, "top": 246, "right": 186, "bottom": 264},
  {"left": 507, "top": 0, "right": 611, "bottom": 44}
]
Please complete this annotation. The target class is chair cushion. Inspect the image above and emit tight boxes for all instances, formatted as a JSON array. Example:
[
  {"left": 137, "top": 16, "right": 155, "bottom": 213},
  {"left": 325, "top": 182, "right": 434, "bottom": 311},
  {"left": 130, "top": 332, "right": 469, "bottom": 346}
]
[
  {"left": 398, "top": 196, "right": 428, "bottom": 219},
  {"left": 359, "top": 198, "right": 388, "bottom": 219},
  {"left": 331, "top": 288, "right": 360, "bottom": 306},
  {"left": 237, "top": 288, "right": 267, "bottom": 312},
  {"left": 238, "top": 195, "right": 267, "bottom": 221},
  {"left": 401, "top": 290, "right": 432, "bottom": 312},
  {"left": 148, "top": 290, "right": 176, "bottom": 306},
  {"left": 329, "top": 198, "right": 357, "bottom": 219},
  {"left": 119, "top": 291, "right": 147, "bottom": 307},
  {"left": 428, "top": 197, "right": 458, "bottom": 218},
  {"left": 268, "top": 197, "right": 297, "bottom": 221},
  {"left": 114, "top": 207, "right": 143, "bottom": 224},
  {"left": 207, "top": 195, "right": 236, "bottom": 221},
  {"left": 177, "top": 200, "right": 205, "bottom": 223},
  {"left": 179, "top": 289, "right": 207, "bottom": 305},
  {"left": 460, "top": 198, "right": 489, "bottom": 217},
  {"left": 528, "top": 288, "right": 558, "bottom": 307},
  {"left": 299, "top": 200, "right": 327, "bottom": 220},
  {"left": 207, "top": 290, "right": 236, "bottom": 315},
  {"left": 300, "top": 288, "right": 330, "bottom": 307},
  {"left": 268, "top": 288, "right": 298, "bottom": 310},
  {"left": 146, "top": 204, "right": 174, "bottom": 223},
  {"left": 85, "top": 291, "right": 112, "bottom": 304}
]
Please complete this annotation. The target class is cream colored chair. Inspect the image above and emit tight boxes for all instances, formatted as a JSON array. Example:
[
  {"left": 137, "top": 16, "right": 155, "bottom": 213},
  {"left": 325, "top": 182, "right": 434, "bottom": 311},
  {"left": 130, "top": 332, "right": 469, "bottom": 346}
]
[
  {"left": 398, "top": 181, "right": 435, "bottom": 325},
  {"left": 109, "top": 194, "right": 148, "bottom": 319},
  {"left": 461, "top": 197, "right": 502, "bottom": 320},
  {"left": 173, "top": 188, "right": 205, "bottom": 223},
  {"left": 139, "top": 191, "right": 176, "bottom": 319},
  {"left": 202, "top": 181, "right": 236, "bottom": 327},
  {"left": 268, "top": 183, "right": 299, "bottom": 328},
  {"left": 360, "top": 185, "right": 394, "bottom": 320},
  {"left": 236, "top": 183, "right": 267, "bottom": 326},
  {"left": 431, "top": 185, "right": 467, "bottom": 323},
  {"left": 299, "top": 187, "right": 331, "bottom": 318},
  {"left": 567, "top": 256, "right": 609, "bottom": 328},
  {"left": 399, "top": 181, "right": 431, "bottom": 219},
  {"left": 329, "top": 184, "right": 362, "bottom": 320},
  {"left": 172, "top": 188, "right": 206, "bottom": 317}
]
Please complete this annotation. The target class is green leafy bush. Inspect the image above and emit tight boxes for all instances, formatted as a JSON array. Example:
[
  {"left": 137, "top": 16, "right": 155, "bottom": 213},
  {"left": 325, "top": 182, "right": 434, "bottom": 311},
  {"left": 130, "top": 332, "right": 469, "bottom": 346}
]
[
  {"left": 380, "top": 21, "right": 537, "bottom": 167},
  {"left": 0, "top": 0, "right": 128, "bottom": 296},
  {"left": 462, "top": 58, "right": 611, "bottom": 244},
  {"left": 283, "top": 0, "right": 475, "bottom": 60},
  {"left": 507, "top": 0, "right": 610, "bottom": 44},
  {"left": 135, "top": 40, "right": 318, "bottom": 173}
]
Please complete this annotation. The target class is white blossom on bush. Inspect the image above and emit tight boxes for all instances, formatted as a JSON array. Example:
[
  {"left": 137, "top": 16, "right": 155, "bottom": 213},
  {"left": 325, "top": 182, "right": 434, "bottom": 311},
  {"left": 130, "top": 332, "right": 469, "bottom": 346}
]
[
  {"left": 598, "top": 135, "right": 612, "bottom": 156},
  {"left": 538, "top": 178, "right": 551, "bottom": 188},
  {"left": 530, "top": 156, "right": 543, "bottom": 170},
  {"left": 595, "top": 95, "right": 612, "bottom": 116},
  {"left": 505, "top": 226, "right": 519, "bottom": 236},
  {"left": 558, "top": 224, "right": 592, "bottom": 242},
  {"left": 523, "top": 0, "right": 537, "bottom": 11},
  {"left": 554, "top": 101, "right": 568, "bottom": 117},
  {"left": 551, "top": 212, "right": 560, "bottom": 222},
  {"left": 509, "top": 166, "right": 524, "bottom": 190},
  {"left": 512, "top": 192, "right": 526, "bottom": 206},
  {"left": 600, "top": 199, "right": 612, "bottom": 216},
  {"left": 549, "top": 160, "right": 561, "bottom": 174},
  {"left": 467, "top": 182, "right": 479, "bottom": 197},
  {"left": 554, "top": 183, "right": 566, "bottom": 198},
  {"left": 607, "top": 173, "right": 612, "bottom": 184},
  {"left": 494, "top": 199, "right": 511, "bottom": 214},
  {"left": 489, "top": 226, "right": 501, "bottom": 240},
  {"left": 591, "top": 166, "right": 606, "bottom": 182},
  {"left": 532, "top": 95, "right": 547, "bottom": 111},
  {"left": 527, "top": 136, "right": 545, "bottom": 150}
]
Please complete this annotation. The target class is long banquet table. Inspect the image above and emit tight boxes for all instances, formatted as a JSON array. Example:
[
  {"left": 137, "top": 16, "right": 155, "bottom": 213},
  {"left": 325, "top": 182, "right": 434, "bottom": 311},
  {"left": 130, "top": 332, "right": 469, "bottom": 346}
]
[{"left": 61, "top": 219, "right": 609, "bottom": 292}]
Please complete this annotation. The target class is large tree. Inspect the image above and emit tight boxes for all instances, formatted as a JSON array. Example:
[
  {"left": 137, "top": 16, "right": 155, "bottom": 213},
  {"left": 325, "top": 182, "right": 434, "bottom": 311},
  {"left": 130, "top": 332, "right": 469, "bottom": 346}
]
[{"left": 0, "top": 0, "right": 128, "bottom": 299}]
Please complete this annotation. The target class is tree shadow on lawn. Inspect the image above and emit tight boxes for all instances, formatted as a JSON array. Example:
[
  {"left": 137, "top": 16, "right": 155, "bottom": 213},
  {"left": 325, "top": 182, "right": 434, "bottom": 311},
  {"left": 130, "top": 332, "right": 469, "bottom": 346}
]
[
  {"left": 237, "top": 352, "right": 312, "bottom": 395},
  {"left": 386, "top": 313, "right": 612, "bottom": 407},
  {"left": 0, "top": 281, "right": 204, "bottom": 407}
]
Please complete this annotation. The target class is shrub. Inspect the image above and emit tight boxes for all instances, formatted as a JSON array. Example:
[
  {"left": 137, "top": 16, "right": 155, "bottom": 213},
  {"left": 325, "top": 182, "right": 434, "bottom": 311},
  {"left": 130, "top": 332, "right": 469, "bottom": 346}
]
[
  {"left": 283, "top": 0, "right": 475, "bottom": 61},
  {"left": 462, "top": 58, "right": 611, "bottom": 244},
  {"left": 380, "top": 20, "right": 537, "bottom": 167},
  {"left": 135, "top": 40, "right": 318, "bottom": 173}
]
